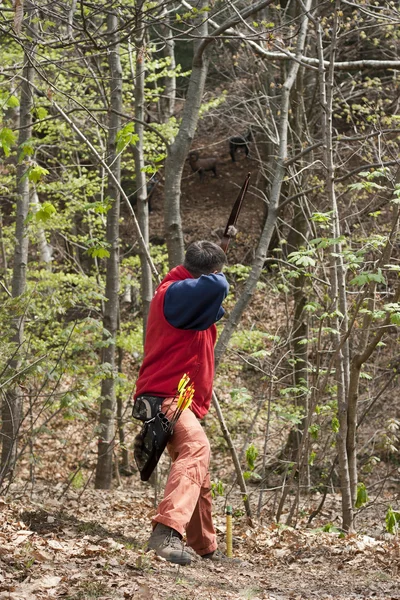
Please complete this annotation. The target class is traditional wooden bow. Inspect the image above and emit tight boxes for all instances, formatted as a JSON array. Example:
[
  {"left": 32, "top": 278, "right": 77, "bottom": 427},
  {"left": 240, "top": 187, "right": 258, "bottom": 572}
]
[{"left": 220, "top": 172, "right": 251, "bottom": 254}]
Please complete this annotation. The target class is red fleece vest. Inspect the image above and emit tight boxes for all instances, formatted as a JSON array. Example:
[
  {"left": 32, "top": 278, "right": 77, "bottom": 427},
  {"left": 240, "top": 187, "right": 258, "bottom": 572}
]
[{"left": 134, "top": 266, "right": 217, "bottom": 419}]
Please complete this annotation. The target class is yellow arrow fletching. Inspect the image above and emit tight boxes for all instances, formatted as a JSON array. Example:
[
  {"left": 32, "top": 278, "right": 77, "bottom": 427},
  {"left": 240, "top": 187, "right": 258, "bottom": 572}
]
[
  {"left": 182, "top": 385, "right": 194, "bottom": 411},
  {"left": 183, "top": 395, "right": 193, "bottom": 411},
  {"left": 178, "top": 373, "right": 190, "bottom": 393},
  {"left": 177, "top": 374, "right": 187, "bottom": 392},
  {"left": 174, "top": 376, "right": 195, "bottom": 415},
  {"left": 176, "top": 393, "right": 185, "bottom": 410}
]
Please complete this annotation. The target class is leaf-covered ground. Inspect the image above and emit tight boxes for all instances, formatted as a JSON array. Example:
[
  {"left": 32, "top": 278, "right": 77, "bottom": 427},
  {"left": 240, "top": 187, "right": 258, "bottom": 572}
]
[{"left": 1, "top": 485, "right": 399, "bottom": 600}]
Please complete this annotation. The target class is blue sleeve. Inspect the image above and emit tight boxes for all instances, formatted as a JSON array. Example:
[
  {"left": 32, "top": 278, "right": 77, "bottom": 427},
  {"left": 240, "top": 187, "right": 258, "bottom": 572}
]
[{"left": 164, "top": 273, "right": 229, "bottom": 330}]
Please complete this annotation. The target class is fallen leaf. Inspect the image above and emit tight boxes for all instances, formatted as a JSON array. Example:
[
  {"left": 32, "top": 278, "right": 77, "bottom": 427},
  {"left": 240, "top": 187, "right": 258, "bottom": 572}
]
[
  {"left": 138, "top": 583, "right": 153, "bottom": 599},
  {"left": 83, "top": 544, "right": 105, "bottom": 555},
  {"left": 33, "top": 549, "right": 52, "bottom": 562},
  {"left": 31, "top": 575, "right": 62, "bottom": 590},
  {"left": 47, "top": 539, "right": 64, "bottom": 550}
]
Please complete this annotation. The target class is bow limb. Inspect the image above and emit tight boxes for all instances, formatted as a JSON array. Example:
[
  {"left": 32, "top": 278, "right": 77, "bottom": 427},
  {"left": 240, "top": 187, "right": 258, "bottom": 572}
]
[{"left": 221, "top": 172, "right": 251, "bottom": 254}]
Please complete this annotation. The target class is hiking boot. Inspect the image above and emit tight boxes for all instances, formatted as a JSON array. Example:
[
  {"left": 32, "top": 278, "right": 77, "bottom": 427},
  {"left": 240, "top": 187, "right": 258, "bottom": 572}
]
[
  {"left": 202, "top": 549, "right": 243, "bottom": 564},
  {"left": 147, "top": 523, "right": 192, "bottom": 566}
]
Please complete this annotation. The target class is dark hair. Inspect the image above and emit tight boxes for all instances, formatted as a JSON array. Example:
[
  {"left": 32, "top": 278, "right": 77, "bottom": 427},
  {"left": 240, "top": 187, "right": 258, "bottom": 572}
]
[{"left": 183, "top": 240, "right": 226, "bottom": 277}]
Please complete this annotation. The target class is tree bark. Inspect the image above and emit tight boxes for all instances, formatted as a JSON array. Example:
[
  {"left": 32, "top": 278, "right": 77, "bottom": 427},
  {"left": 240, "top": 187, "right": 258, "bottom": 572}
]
[
  {"left": 0, "top": 210, "right": 9, "bottom": 289},
  {"left": 316, "top": 1, "right": 353, "bottom": 531},
  {"left": 164, "top": 0, "right": 209, "bottom": 267},
  {"left": 30, "top": 188, "right": 52, "bottom": 269},
  {"left": 94, "top": 11, "right": 122, "bottom": 489},
  {"left": 133, "top": 1, "right": 153, "bottom": 333},
  {"left": 1, "top": 1, "right": 35, "bottom": 478},
  {"left": 159, "top": 3, "right": 176, "bottom": 123}
]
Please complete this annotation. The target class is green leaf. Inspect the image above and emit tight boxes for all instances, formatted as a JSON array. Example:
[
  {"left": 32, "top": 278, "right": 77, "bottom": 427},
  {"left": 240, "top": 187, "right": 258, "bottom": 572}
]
[
  {"left": 35, "top": 106, "right": 48, "bottom": 120},
  {"left": 27, "top": 165, "right": 49, "bottom": 183},
  {"left": 322, "top": 523, "right": 341, "bottom": 533},
  {"left": 309, "top": 424, "right": 319, "bottom": 441},
  {"left": 0, "top": 127, "right": 17, "bottom": 156},
  {"left": 116, "top": 123, "right": 139, "bottom": 153},
  {"left": 246, "top": 444, "right": 258, "bottom": 471},
  {"left": 19, "top": 139, "right": 34, "bottom": 160},
  {"left": 287, "top": 250, "right": 316, "bottom": 268},
  {"left": 211, "top": 480, "right": 224, "bottom": 498},
  {"left": 34, "top": 201, "right": 56, "bottom": 223},
  {"left": 385, "top": 506, "right": 400, "bottom": 534},
  {"left": 390, "top": 313, "right": 400, "bottom": 325},
  {"left": 360, "top": 372, "right": 372, "bottom": 380},
  {"left": 350, "top": 268, "right": 386, "bottom": 287},
  {"left": 7, "top": 95, "right": 19, "bottom": 108},
  {"left": 90, "top": 247, "right": 110, "bottom": 259},
  {"left": 355, "top": 482, "right": 369, "bottom": 508},
  {"left": 310, "top": 211, "right": 333, "bottom": 223}
]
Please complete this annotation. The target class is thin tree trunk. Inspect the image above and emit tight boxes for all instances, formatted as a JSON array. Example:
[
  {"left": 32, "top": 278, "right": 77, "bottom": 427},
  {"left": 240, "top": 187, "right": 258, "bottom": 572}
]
[
  {"left": 1, "top": 2, "right": 35, "bottom": 477},
  {"left": 287, "top": 203, "right": 310, "bottom": 491},
  {"left": 257, "top": 380, "right": 272, "bottom": 517},
  {"left": 0, "top": 210, "right": 8, "bottom": 289},
  {"left": 30, "top": 188, "right": 52, "bottom": 269},
  {"left": 116, "top": 347, "right": 130, "bottom": 474},
  {"left": 213, "top": 0, "right": 313, "bottom": 522},
  {"left": 214, "top": 0, "right": 313, "bottom": 367},
  {"left": 68, "top": 0, "right": 77, "bottom": 38},
  {"left": 315, "top": 1, "right": 353, "bottom": 531},
  {"left": 95, "top": 11, "right": 122, "bottom": 489},
  {"left": 164, "top": 0, "right": 209, "bottom": 267},
  {"left": 159, "top": 4, "right": 176, "bottom": 123},
  {"left": 346, "top": 201, "right": 399, "bottom": 505},
  {"left": 212, "top": 391, "right": 252, "bottom": 520},
  {"left": 133, "top": 1, "right": 153, "bottom": 332}
]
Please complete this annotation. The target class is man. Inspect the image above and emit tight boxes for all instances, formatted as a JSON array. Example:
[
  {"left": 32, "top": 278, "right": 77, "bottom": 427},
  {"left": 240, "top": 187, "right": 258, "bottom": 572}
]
[{"left": 134, "top": 240, "right": 229, "bottom": 566}]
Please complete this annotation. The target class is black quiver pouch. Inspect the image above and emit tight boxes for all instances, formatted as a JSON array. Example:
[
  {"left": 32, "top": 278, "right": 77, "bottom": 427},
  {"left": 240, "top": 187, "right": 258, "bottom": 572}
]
[{"left": 132, "top": 396, "right": 173, "bottom": 482}]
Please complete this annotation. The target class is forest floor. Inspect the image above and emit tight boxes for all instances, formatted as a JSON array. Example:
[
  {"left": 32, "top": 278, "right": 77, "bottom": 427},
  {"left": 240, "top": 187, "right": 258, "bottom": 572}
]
[
  {"left": 1, "top": 481, "right": 399, "bottom": 600},
  {"left": 1, "top": 136, "right": 400, "bottom": 600}
]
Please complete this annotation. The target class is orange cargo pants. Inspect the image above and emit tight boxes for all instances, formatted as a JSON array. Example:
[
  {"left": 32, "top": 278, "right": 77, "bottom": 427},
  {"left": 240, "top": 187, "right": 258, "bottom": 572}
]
[{"left": 152, "top": 398, "right": 218, "bottom": 556}]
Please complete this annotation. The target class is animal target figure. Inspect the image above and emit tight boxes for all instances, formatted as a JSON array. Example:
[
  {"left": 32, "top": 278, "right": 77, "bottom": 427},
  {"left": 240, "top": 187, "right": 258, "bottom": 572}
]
[
  {"left": 188, "top": 151, "right": 217, "bottom": 181},
  {"left": 229, "top": 128, "right": 252, "bottom": 162}
]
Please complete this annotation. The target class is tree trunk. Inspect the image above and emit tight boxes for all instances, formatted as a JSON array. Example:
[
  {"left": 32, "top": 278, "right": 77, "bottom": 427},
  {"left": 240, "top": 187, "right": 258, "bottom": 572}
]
[
  {"left": 164, "top": 0, "right": 275, "bottom": 267},
  {"left": 315, "top": 1, "right": 353, "bottom": 530},
  {"left": 164, "top": 0, "right": 209, "bottom": 267},
  {"left": 286, "top": 203, "right": 310, "bottom": 487},
  {"left": 1, "top": 2, "right": 35, "bottom": 478},
  {"left": 116, "top": 347, "right": 131, "bottom": 474},
  {"left": 30, "top": 188, "right": 52, "bottom": 269},
  {"left": 346, "top": 203, "right": 399, "bottom": 505},
  {"left": 94, "top": 11, "right": 122, "bottom": 489},
  {"left": 214, "top": 0, "right": 313, "bottom": 368},
  {"left": 0, "top": 210, "right": 9, "bottom": 289},
  {"left": 133, "top": 1, "right": 153, "bottom": 333},
  {"left": 212, "top": 391, "right": 252, "bottom": 519},
  {"left": 159, "top": 3, "right": 176, "bottom": 123}
]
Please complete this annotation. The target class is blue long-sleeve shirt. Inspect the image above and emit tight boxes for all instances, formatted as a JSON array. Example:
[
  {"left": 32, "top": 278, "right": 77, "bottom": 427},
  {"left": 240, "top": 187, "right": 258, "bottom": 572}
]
[{"left": 164, "top": 272, "right": 229, "bottom": 331}]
